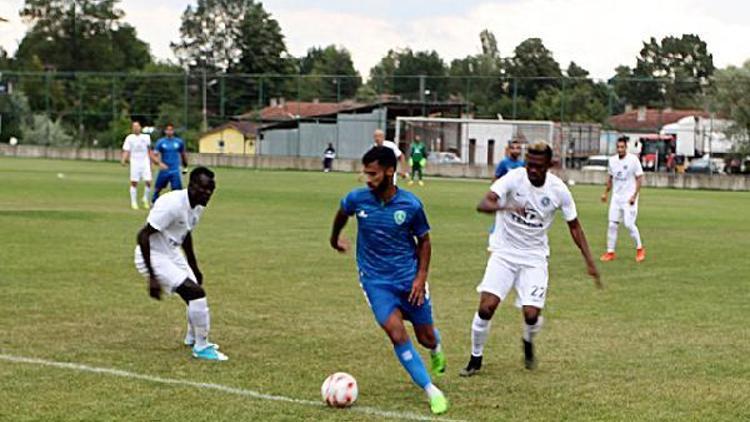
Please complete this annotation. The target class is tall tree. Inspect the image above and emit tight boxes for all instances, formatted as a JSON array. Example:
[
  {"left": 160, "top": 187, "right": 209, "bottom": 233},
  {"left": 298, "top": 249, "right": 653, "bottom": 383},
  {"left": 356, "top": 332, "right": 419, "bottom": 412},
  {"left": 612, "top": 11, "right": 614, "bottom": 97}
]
[
  {"left": 613, "top": 34, "right": 714, "bottom": 108},
  {"left": 711, "top": 61, "right": 750, "bottom": 152},
  {"left": 369, "top": 48, "right": 447, "bottom": 100},
  {"left": 448, "top": 30, "right": 506, "bottom": 117},
  {"left": 505, "top": 38, "right": 562, "bottom": 101},
  {"left": 15, "top": 0, "right": 150, "bottom": 71},
  {"left": 298, "top": 45, "right": 361, "bottom": 101}
]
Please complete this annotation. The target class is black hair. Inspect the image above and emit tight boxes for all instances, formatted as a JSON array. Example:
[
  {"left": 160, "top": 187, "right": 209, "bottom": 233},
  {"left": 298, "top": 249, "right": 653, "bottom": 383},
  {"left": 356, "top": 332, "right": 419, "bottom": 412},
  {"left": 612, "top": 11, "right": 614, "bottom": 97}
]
[
  {"left": 509, "top": 139, "right": 521, "bottom": 146},
  {"left": 527, "top": 141, "right": 553, "bottom": 162},
  {"left": 362, "top": 146, "right": 397, "bottom": 170},
  {"left": 190, "top": 166, "right": 215, "bottom": 184},
  {"left": 617, "top": 136, "right": 629, "bottom": 145}
]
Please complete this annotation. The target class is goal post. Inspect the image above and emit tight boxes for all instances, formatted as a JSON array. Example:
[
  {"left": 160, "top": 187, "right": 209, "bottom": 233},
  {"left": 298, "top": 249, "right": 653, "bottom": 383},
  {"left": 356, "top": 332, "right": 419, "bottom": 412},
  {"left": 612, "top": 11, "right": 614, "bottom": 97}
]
[{"left": 395, "top": 116, "right": 555, "bottom": 167}]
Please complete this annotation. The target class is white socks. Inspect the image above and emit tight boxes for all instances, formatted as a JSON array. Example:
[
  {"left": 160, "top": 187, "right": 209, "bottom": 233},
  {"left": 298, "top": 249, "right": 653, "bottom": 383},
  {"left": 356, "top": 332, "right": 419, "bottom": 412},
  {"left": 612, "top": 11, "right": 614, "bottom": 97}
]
[
  {"left": 143, "top": 186, "right": 150, "bottom": 203},
  {"left": 184, "top": 306, "right": 195, "bottom": 344},
  {"left": 129, "top": 186, "right": 137, "bottom": 204},
  {"left": 523, "top": 316, "right": 544, "bottom": 343},
  {"left": 424, "top": 383, "right": 442, "bottom": 400},
  {"left": 607, "top": 222, "right": 618, "bottom": 253},
  {"left": 188, "top": 298, "right": 210, "bottom": 349},
  {"left": 471, "top": 313, "right": 492, "bottom": 357},
  {"left": 625, "top": 223, "right": 643, "bottom": 249}
]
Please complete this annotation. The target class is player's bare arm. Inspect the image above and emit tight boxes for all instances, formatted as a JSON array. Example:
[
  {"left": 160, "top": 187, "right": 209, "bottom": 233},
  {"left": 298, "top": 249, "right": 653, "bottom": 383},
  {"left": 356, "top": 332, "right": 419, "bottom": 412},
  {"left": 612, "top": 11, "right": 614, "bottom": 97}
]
[
  {"left": 566, "top": 218, "right": 602, "bottom": 288},
  {"left": 630, "top": 175, "right": 643, "bottom": 205},
  {"left": 181, "top": 150, "right": 189, "bottom": 169},
  {"left": 136, "top": 223, "right": 161, "bottom": 300},
  {"left": 330, "top": 208, "right": 350, "bottom": 253},
  {"left": 121, "top": 150, "right": 130, "bottom": 166},
  {"left": 151, "top": 149, "right": 167, "bottom": 169},
  {"left": 408, "top": 233, "right": 431, "bottom": 307},
  {"left": 476, "top": 191, "right": 523, "bottom": 215},
  {"left": 601, "top": 175, "right": 612, "bottom": 203},
  {"left": 182, "top": 231, "right": 202, "bottom": 285}
]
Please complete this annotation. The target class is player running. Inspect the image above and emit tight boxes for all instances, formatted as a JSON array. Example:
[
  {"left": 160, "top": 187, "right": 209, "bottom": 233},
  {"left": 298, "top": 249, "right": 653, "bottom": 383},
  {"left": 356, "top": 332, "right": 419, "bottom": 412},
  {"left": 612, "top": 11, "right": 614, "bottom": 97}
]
[
  {"left": 408, "top": 135, "right": 428, "bottom": 186},
  {"left": 600, "top": 136, "right": 646, "bottom": 262},
  {"left": 152, "top": 123, "right": 188, "bottom": 203},
  {"left": 134, "top": 166, "right": 228, "bottom": 361},
  {"left": 461, "top": 142, "right": 601, "bottom": 376},
  {"left": 121, "top": 121, "right": 154, "bottom": 210},
  {"left": 329, "top": 146, "right": 448, "bottom": 415},
  {"left": 372, "top": 129, "right": 408, "bottom": 182}
]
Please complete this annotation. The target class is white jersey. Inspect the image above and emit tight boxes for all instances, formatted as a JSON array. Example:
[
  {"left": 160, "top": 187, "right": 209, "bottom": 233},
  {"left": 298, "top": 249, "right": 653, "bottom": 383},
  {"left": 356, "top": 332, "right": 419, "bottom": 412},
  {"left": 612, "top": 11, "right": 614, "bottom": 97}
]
[
  {"left": 608, "top": 153, "right": 643, "bottom": 203},
  {"left": 146, "top": 190, "right": 205, "bottom": 255},
  {"left": 122, "top": 134, "right": 152, "bottom": 165},
  {"left": 377, "top": 140, "right": 402, "bottom": 159},
  {"left": 488, "top": 168, "right": 578, "bottom": 264}
]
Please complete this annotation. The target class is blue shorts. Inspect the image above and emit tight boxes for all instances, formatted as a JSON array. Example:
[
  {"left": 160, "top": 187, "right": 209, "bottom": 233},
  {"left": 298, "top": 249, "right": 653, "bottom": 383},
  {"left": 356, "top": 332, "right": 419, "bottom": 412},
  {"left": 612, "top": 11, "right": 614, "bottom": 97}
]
[
  {"left": 360, "top": 281, "right": 434, "bottom": 327},
  {"left": 155, "top": 169, "right": 183, "bottom": 191}
]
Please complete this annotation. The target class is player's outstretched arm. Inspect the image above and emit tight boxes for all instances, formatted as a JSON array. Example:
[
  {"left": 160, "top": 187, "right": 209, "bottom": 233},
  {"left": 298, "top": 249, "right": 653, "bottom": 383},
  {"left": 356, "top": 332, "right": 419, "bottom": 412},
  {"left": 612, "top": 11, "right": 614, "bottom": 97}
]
[
  {"left": 182, "top": 232, "right": 202, "bottom": 285},
  {"left": 408, "top": 233, "right": 431, "bottom": 306},
  {"left": 330, "top": 208, "right": 350, "bottom": 253},
  {"left": 137, "top": 224, "right": 162, "bottom": 300},
  {"left": 477, "top": 191, "right": 502, "bottom": 214},
  {"left": 566, "top": 218, "right": 602, "bottom": 289}
]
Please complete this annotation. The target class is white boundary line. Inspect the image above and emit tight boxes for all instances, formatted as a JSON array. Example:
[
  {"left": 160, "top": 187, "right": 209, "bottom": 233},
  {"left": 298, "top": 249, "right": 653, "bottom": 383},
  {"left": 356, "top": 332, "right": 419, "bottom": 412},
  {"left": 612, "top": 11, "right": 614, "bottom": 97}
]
[{"left": 0, "top": 353, "right": 466, "bottom": 422}]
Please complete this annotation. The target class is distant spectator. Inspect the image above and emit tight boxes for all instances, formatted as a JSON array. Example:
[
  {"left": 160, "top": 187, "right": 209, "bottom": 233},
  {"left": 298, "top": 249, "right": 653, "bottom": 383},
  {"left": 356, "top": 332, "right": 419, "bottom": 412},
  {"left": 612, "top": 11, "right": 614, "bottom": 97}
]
[{"left": 323, "top": 143, "right": 336, "bottom": 172}]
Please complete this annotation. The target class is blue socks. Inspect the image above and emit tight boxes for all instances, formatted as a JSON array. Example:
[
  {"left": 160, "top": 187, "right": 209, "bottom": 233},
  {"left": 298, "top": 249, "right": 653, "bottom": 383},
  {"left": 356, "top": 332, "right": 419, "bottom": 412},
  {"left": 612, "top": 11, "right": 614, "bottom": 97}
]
[{"left": 393, "top": 339, "right": 431, "bottom": 389}]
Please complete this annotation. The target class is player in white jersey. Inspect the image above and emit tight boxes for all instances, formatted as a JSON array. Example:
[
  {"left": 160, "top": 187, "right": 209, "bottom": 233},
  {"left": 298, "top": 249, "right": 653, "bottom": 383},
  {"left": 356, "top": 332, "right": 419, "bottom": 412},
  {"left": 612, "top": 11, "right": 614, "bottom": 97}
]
[
  {"left": 121, "top": 121, "right": 155, "bottom": 210},
  {"left": 372, "top": 129, "right": 407, "bottom": 183},
  {"left": 600, "top": 137, "right": 646, "bottom": 263},
  {"left": 460, "top": 142, "right": 601, "bottom": 376},
  {"left": 134, "top": 166, "right": 228, "bottom": 361}
]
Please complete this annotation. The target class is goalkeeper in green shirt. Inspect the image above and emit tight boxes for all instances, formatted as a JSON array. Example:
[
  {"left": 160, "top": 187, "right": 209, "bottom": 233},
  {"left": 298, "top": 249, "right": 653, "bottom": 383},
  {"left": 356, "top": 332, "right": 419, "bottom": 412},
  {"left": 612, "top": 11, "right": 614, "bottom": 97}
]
[{"left": 408, "top": 136, "right": 428, "bottom": 186}]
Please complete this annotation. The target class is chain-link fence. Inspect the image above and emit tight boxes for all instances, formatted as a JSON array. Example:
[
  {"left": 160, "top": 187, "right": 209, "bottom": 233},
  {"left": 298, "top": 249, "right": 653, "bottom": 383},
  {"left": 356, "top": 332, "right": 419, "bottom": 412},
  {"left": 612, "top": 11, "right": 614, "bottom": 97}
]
[{"left": 0, "top": 71, "right": 746, "bottom": 173}]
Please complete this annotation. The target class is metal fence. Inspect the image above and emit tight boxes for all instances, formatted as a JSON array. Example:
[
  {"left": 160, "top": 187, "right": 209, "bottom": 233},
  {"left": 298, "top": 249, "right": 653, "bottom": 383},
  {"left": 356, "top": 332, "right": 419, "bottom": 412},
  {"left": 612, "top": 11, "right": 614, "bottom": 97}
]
[{"left": 0, "top": 70, "right": 744, "bottom": 171}]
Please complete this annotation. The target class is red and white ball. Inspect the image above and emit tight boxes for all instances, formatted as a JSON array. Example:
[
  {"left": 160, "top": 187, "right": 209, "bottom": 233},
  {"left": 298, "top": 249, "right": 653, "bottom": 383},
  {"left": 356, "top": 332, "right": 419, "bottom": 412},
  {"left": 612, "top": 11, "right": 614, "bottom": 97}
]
[{"left": 321, "top": 372, "right": 358, "bottom": 408}]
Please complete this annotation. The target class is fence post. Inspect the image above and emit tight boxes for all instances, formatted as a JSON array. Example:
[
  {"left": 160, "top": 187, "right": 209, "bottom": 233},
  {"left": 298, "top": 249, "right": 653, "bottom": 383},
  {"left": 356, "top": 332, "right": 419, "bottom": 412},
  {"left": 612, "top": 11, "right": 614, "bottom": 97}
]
[
  {"left": 512, "top": 77, "right": 518, "bottom": 119},
  {"left": 182, "top": 71, "right": 188, "bottom": 133}
]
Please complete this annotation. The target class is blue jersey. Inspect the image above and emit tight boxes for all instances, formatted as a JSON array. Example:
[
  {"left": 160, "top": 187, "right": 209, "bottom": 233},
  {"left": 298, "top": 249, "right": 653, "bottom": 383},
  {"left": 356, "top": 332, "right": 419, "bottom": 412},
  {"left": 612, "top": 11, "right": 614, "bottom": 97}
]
[
  {"left": 341, "top": 188, "right": 430, "bottom": 287},
  {"left": 494, "top": 157, "right": 524, "bottom": 179},
  {"left": 155, "top": 137, "right": 185, "bottom": 172}
]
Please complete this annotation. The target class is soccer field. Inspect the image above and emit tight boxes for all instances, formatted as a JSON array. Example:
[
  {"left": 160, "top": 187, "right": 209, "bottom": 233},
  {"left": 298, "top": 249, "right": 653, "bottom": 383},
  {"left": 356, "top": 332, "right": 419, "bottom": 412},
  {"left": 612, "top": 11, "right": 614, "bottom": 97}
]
[{"left": 1, "top": 157, "right": 749, "bottom": 421}]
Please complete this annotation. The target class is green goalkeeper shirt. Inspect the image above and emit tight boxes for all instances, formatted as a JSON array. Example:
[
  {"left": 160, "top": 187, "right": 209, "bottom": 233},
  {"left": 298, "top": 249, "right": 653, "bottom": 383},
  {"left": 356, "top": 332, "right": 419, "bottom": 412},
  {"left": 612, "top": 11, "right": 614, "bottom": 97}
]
[{"left": 410, "top": 143, "right": 427, "bottom": 163}]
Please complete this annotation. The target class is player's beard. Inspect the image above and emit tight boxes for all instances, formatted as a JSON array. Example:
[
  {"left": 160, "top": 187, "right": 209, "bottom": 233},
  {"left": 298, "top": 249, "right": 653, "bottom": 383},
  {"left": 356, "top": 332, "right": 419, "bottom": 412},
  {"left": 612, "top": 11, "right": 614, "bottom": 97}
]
[{"left": 373, "top": 173, "right": 392, "bottom": 195}]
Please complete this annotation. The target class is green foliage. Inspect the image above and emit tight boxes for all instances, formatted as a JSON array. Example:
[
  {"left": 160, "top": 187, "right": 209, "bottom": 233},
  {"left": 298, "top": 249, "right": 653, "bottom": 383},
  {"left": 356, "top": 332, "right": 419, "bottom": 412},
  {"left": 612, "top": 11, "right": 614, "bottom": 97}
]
[
  {"left": 0, "top": 90, "right": 31, "bottom": 141},
  {"left": 21, "top": 113, "right": 74, "bottom": 145},
  {"left": 15, "top": 0, "right": 150, "bottom": 72},
  {"left": 448, "top": 30, "right": 506, "bottom": 117},
  {"left": 613, "top": 34, "right": 714, "bottom": 108},
  {"left": 711, "top": 61, "right": 750, "bottom": 153},
  {"left": 369, "top": 48, "right": 448, "bottom": 100},
  {"left": 297, "top": 45, "right": 361, "bottom": 101},
  {"left": 506, "top": 38, "right": 562, "bottom": 100}
]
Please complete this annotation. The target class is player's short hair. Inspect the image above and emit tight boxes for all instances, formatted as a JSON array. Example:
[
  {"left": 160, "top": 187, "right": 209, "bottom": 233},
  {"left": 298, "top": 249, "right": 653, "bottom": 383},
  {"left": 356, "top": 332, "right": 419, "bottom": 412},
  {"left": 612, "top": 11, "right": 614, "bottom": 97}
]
[
  {"left": 527, "top": 141, "right": 553, "bottom": 162},
  {"left": 165, "top": 122, "right": 174, "bottom": 129},
  {"left": 508, "top": 139, "right": 521, "bottom": 146},
  {"left": 190, "top": 166, "right": 215, "bottom": 184},
  {"left": 617, "top": 136, "right": 629, "bottom": 145},
  {"left": 363, "top": 146, "right": 397, "bottom": 170}
]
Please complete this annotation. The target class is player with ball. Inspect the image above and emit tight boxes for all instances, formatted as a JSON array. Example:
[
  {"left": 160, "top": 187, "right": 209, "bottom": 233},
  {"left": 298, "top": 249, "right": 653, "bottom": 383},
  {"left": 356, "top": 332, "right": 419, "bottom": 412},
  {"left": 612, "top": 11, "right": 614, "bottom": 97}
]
[{"left": 329, "top": 146, "right": 449, "bottom": 415}]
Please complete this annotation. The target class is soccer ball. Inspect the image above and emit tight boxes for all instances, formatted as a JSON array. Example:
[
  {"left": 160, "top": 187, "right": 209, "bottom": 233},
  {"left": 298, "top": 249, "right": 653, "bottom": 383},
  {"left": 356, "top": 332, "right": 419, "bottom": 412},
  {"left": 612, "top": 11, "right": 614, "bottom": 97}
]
[
  {"left": 321, "top": 372, "right": 358, "bottom": 408},
  {"left": 9, "top": 137, "right": 18, "bottom": 146},
  {"left": 567, "top": 179, "right": 576, "bottom": 187}
]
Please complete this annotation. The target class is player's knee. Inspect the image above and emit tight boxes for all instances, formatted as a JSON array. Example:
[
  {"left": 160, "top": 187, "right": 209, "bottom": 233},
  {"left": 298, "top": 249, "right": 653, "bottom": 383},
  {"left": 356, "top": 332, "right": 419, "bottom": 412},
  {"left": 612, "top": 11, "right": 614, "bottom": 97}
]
[
  {"left": 523, "top": 307, "right": 540, "bottom": 325},
  {"left": 175, "top": 279, "right": 205, "bottom": 303},
  {"left": 477, "top": 305, "right": 496, "bottom": 321},
  {"left": 609, "top": 221, "right": 619, "bottom": 229},
  {"left": 415, "top": 328, "right": 436, "bottom": 349}
]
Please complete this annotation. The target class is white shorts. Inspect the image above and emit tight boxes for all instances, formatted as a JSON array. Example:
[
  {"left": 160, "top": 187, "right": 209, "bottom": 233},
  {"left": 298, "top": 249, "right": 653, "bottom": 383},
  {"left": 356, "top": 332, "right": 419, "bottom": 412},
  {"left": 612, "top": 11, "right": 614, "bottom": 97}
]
[
  {"left": 476, "top": 253, "right": 549, "bottom": 309},
  {"left": 134, "top": 246, "right": 195, "bottom": 294},
  {"left": 608, "top": 200, "right": 638, "bottom": 226},
  {"left": 130, "top": 164, "right": 152, "bottom": 182}
]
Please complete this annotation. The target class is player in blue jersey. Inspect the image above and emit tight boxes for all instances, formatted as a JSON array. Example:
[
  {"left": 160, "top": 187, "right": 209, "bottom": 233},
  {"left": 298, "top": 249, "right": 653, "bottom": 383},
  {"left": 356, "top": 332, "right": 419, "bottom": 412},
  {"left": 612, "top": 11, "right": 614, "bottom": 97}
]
[
  {"left": 152, "top": 123, "right": 188, "bottom": 202},
  {"left": 494, "top": 139, "right": 525, "bottom": 181},
  {"left": 329, "top": 146, "right": 448, "bottom": 415}
]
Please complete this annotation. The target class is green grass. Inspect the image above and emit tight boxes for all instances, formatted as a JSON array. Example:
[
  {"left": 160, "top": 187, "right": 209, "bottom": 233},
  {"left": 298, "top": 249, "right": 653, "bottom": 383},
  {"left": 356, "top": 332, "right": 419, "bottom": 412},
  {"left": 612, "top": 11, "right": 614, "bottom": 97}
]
[{"left": 1, "top": 157, "right": 749, "bottom": 421}]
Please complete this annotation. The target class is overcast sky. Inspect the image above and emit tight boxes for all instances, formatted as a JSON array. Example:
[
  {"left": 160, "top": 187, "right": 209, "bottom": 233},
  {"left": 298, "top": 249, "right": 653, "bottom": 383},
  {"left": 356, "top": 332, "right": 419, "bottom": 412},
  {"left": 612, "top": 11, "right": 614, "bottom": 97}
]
[{"left": 2, "top": 0, "right": 749, "bottom": 79}]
